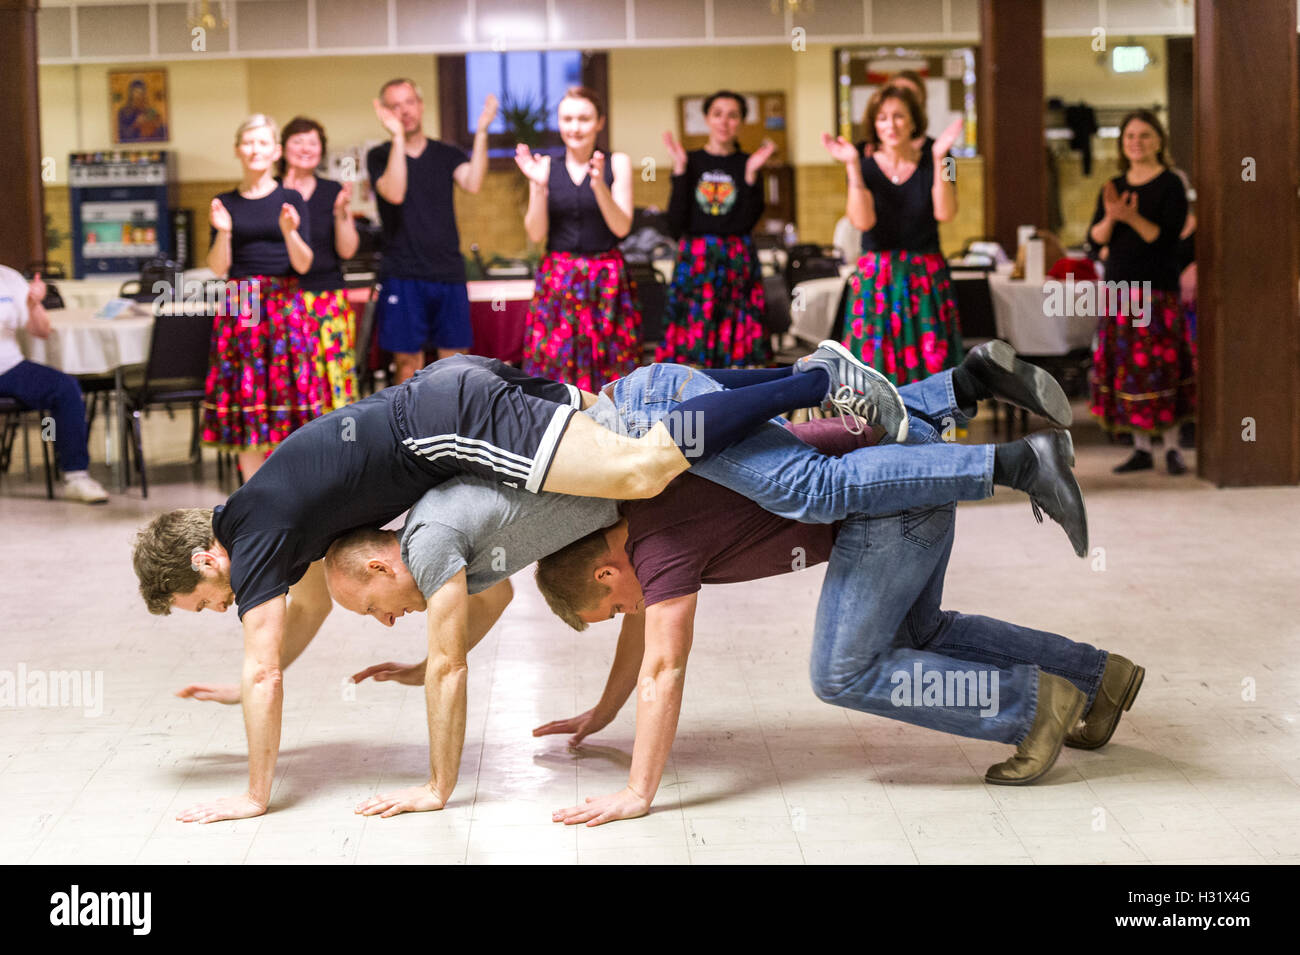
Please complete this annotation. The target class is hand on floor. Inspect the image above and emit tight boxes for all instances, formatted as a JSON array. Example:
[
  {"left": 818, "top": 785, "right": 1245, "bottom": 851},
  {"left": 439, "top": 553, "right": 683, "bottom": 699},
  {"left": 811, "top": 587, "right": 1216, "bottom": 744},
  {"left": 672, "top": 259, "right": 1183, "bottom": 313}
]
[
  {"left": 176, "top": 792, "right": 267, "bottom": 824},
  {"left": 532, "top": 707, "right": 612, "bottom": 746},
  {"left": 355, "top": 783, "right": 445, "bottom": 818},
  {"left": 553, "top": 786, "right": 650, "bottom": 827},
  {"left": 175, "top": 682, "right": 241, "bottom": 704},
  {"left": 350, "top": 660, "right": 426, "bottom": 687}
]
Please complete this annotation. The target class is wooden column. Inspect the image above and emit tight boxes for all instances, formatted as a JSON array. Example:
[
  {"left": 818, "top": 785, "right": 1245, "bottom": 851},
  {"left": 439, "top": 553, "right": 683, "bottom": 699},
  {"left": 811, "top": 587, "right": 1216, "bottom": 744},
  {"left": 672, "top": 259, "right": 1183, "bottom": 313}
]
[
  {"left": 0, "top": 0, "right": 44, "bottom": 271},
  {"left": 978, "top": 0, "right": 1045, "bottom": 252},
  {"left": 1195, "top": 0, "right": 1300, "bottom": 486}
]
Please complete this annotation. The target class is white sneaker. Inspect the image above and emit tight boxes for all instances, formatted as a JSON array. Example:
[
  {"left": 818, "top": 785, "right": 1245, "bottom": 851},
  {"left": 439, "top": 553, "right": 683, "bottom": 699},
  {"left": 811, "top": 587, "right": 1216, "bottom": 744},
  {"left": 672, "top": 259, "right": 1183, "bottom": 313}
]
[{"left": 61, "top": 472, "right": 109, "bottom": 504}]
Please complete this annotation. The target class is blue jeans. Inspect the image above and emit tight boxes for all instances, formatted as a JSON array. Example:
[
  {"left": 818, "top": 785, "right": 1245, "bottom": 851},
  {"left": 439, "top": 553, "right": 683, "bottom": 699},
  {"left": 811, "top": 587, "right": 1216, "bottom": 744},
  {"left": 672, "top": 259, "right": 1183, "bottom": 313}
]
[
  {"left": 611, "top": 364, "right": 994, "bottom": 523},
  {"left": 0, "top": 359, "right": 89, "bottom": 472},
  {"left": 810, "top": 504, "right": 1107, "bottom": 742}
]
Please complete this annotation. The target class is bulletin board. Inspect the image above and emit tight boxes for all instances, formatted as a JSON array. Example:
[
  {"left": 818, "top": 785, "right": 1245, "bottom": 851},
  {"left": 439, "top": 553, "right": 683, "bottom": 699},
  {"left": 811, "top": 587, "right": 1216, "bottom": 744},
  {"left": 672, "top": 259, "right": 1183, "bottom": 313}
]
[{"left": 677, "top": 91, "right": 789, "bottom": 164}]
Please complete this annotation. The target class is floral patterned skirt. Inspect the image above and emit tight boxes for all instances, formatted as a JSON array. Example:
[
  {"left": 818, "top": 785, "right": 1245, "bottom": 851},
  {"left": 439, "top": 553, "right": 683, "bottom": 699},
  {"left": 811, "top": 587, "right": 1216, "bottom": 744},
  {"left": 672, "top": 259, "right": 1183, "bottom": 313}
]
[
  {"left": 303, "top": 288, "right": 358, "bottom": 411},
  {"left": 840, "top": 250, "right": 963, "bottom": 386},
  {"left": 1090, "top": 287, "right": 1197, "bottom": 435},
  {"left": 201, "top": 275, "right": 327, "bottom": 451},
  {"left": 655, "top": 234, "right": 769, "bottom": 368},
  {"left": 522, "top": 249, "right": 642, "bottom": 393}
]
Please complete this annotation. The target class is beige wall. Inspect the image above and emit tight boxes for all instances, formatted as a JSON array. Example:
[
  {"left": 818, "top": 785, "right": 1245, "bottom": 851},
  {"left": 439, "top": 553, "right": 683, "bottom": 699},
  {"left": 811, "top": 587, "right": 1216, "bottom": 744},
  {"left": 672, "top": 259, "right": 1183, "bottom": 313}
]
[{"left": 38, "top": 38, "right": 1171, "bottom": 266}]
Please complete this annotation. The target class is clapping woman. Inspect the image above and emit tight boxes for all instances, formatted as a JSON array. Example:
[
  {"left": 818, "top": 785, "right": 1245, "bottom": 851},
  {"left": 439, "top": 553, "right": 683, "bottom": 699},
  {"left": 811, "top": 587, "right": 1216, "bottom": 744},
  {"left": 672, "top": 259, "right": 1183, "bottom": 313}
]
[
  {"left": 823, "top": 85, "right": 964, "bottom": 385},
  {"left": 657, "top": 90, "right": 775, "bottom": 368},
  {"left": 516, "top": 87, "right": 640, "bottom": 392},
  {"left": 280, "top": 116, "right": 360, "bottom": 411},
  {"left": 206, "top": 114, "right": 324, "bottom": 480},
  {"left": 1088, "top": 111, "right": 1194, "bottom": 474}
]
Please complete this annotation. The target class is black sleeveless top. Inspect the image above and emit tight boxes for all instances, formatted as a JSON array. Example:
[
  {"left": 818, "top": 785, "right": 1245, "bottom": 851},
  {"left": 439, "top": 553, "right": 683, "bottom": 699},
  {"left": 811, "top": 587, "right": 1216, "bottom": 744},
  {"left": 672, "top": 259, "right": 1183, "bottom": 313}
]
[
  {"left": 547, "top": 156, "right": 618, "bottom": 255},
  {"left": 858, "top": 146, "right": 942, "bottom": 255}
]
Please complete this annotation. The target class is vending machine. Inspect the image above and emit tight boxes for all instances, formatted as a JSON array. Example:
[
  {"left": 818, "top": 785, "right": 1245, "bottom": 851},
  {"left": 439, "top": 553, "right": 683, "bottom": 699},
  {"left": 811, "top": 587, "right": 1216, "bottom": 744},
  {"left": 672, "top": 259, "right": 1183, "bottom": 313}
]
[{"left": 69, "top": 150, "right": 175, "bottom": 278}]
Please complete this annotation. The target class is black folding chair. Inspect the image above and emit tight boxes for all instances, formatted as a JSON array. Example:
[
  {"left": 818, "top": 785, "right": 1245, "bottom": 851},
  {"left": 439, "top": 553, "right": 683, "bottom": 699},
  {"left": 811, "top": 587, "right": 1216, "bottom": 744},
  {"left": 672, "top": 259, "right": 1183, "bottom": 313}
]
[
  {"left": 626, "top": 262, "right": 667, "bottom": 356},
  {"left": 120, "top": 312, "right": 213, "bottom": 497},
  {"left": 0, "top": 396, "right": 55, "bottom": 498}
]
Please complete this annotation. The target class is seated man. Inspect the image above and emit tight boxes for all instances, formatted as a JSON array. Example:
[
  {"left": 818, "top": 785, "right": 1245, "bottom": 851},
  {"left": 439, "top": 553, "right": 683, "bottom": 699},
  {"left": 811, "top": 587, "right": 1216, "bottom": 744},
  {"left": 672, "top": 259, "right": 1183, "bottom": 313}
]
[
  {"left": 534, "top": 416, "right": 1144, "bottom": 825},
  {"left": 0, "top": 267, "right": 109, "bottom": 503},
  {"left": 133, "top": 345, "right": 906, "bottom": 822},
  {"left": 316, "top": 347, "right": 1089, "bottom": 818}
]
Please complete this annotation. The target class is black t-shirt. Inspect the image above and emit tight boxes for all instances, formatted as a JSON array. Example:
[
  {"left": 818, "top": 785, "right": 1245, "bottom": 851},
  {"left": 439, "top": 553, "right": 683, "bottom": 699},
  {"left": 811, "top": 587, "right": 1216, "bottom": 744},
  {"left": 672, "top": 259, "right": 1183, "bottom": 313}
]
[
  {"left": 547, "top": 157, "right": 618, "bottom": 255},
  {"left": 1089, "top": 168, "right": 1188, "bottom": 291},
  {"left": 858, "top": 148, "right": 941, "bottom": 255},
  {"left": 366, "top": 139, "right": 470, "bottom": 282},
  {"left": 666, "top": 150, "right": 764, "bottom": 240},
  {"left": 297, "top": 177, "right": 345, "bottom": 292},
  {"left": 212, "top": 389, "right": 438, "bottom": 617},
  {"left": 211, "top": 185, "right": 310, "bottom": 278}
]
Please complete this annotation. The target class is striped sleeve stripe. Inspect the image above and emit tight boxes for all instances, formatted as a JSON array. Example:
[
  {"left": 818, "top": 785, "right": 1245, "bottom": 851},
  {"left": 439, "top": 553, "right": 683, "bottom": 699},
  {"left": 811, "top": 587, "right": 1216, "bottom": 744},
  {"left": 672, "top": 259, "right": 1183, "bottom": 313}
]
[
  {"left": 402, "top": 438, "right": 533, "bottom": 480},
  {"left": 403, "top": 433, "right": 534, "bottom": 466}
]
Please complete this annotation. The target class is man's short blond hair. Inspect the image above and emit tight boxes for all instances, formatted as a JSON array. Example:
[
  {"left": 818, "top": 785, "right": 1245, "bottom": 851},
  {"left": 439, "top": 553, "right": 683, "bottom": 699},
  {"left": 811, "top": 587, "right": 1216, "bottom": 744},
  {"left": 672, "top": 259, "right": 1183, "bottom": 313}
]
[
  {"left": 379, "top": 78, "right": 423, "bottom": 102},
  {"left": 323, "top": 527, "right": 398, "bottom": 583},
  {"left": 533, "top": 530, "right": 615, "bottom": 632},
  {"left": 133, "top": 508, "right": 215, "bottom": 616}
]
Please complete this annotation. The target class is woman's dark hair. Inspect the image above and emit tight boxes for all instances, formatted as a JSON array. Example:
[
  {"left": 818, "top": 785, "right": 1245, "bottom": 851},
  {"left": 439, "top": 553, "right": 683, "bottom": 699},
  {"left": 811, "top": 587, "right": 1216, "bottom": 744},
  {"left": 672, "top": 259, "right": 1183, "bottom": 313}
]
[
  {"left": 863, "top": 85, "right": 927, "bottom": 148},
  {"left": 703, "top": 90, "right": 748, "bottom": 121},
  {"left": 277, "top": 116, "right": 327, "bottom": 178},
  {"left": 1117, "top": 110, "right": 1171, "bottom": 171},
  {"left": 562, "top": 85, "right": 605, "bottom": 120}
]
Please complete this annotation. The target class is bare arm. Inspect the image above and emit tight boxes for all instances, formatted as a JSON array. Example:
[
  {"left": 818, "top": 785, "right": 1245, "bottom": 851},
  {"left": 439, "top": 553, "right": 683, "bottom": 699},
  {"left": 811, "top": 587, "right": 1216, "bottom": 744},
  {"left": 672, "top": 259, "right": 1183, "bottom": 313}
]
[
  {"left": 280, "top": 203, "right": 314, "bottom": 275},
  {"left": 454, "top": 94, "right": 499, "bottom": 195},
  {"left": 845, "top": 160, "right": 877, "bottom": 233},
  {"left": 553, "top": 595, "right": 696, "bottom": 825},
  {"left": 280, "top": 560, "right": 332, "bottom": 670},
  {"left": 533, "top": 611, "right": 646, "bottom": 746},
  {"left": 590, "top": 152, "right": 634, "bottom": 239},
  {"left": 523, "top": 179, "right": 550, "bottom": 245},
  {"left": 332, "top": 183, "right": 360, "bottom": 260}
]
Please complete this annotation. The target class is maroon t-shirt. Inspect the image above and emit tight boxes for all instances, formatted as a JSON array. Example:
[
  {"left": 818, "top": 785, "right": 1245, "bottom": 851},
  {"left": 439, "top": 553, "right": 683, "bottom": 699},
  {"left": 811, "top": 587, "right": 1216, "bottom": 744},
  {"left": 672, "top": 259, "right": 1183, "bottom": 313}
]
[{"left": 622, "top": 419, "right": 878, "bottom": 607}]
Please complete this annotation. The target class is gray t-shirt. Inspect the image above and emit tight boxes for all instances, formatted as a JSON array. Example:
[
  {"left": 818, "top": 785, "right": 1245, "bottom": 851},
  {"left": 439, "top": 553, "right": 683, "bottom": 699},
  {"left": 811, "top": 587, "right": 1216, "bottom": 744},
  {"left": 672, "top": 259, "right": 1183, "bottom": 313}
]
[{"left": 400, "top": 395, "right": 622, "bottom": 597}]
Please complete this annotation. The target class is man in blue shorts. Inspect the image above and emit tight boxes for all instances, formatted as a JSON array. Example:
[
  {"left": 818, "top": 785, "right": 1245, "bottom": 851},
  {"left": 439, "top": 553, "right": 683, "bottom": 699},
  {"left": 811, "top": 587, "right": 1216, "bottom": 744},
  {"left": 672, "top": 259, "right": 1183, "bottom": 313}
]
[{"left": 368, "top": 78, "right": 496, "bottom": 383}]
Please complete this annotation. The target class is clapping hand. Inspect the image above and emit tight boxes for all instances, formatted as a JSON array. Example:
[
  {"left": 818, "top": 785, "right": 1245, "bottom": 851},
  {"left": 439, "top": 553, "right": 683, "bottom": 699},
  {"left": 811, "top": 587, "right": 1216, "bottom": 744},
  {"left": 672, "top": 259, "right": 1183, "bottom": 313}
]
[
  {"left": 333, "top": 181, "right": 353, "bottom": 219},
  {"left": 514, "top": 144, "right": 551, "bottom": 185},
  {"left": 373, "top": 98, "right": 404, "bottom": 139},
  {"left": 588, "top": 150, "right": 606, "bottom": 187},
  {"left": 278, "top": 202, "right": 300, "bottom": 234},
  {"left": 26, "top": 273, "right": 46, "bottom": 307},
  {"left": 932, "top": 117, "right": 963, "bottom": 159},
  {"left": 477, "top": 93, "right": 500, "bottom": 133},
  {"left": 663, "top": 131, "right": 688, "bottom": 176},
  {"left": 209, "top": 197, "right": 233, "bottom": 233},
  {"left": 1103, "top": 181, "right": 1138, "bottom": 223},
  {"left": 821, "top": 132, "right": 860, "bottom": 165},
  {"left": 745, "top": 138, "right": 777, "bottom": 183}
]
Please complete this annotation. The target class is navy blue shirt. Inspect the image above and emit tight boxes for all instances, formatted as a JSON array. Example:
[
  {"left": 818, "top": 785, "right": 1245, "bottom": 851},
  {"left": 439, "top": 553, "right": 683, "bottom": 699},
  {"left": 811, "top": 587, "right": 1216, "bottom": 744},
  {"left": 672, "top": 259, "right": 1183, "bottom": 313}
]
[
  {"left": 1089, "top": 168, "right": 1188, "bottom": 291},
  {"left": 297, "top": 177, "right": 346, "bottom": 292},
  {"left": 858, "top": 148, "right": 941, "bottom": 255},
  {"left": 547, "top": 157, "right": 618, "bottom": 255},
  {"left": 367, "top": 139, "right": 470, "bottom": 282},
  {"left": 210, "top": 184, "right": 310, "bottom": 278}
]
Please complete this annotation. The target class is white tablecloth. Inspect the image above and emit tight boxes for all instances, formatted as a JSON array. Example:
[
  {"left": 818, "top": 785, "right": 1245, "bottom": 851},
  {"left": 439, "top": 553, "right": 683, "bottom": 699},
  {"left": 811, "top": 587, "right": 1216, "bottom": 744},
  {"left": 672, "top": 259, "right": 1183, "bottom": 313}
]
[
  {"left": 18, "top": 307, "right": 154, "bottom": 376},
  {"left": 466, "top": 278, "right": 535, "bottom": 303},
  {"left": 788, "top": 264, "right": 857, "bottom": 344},
  {"left": 986, "top": 273, "right": 1101, "bottom": 356}
]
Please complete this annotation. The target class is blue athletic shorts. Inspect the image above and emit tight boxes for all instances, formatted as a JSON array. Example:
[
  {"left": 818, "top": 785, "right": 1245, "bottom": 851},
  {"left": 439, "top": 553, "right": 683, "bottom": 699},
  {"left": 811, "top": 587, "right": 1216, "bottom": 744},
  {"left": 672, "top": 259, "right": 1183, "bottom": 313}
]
[{"left": 376, "top": 277, "right": 473, "bottom": 353}]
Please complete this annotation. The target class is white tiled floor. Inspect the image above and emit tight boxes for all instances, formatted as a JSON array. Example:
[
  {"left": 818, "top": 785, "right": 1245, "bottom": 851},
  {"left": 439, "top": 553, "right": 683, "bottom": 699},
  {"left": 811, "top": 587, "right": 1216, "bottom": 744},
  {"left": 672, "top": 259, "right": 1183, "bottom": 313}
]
[{"left": 1, "top": 398, "right": 1297, "bottom": 864}]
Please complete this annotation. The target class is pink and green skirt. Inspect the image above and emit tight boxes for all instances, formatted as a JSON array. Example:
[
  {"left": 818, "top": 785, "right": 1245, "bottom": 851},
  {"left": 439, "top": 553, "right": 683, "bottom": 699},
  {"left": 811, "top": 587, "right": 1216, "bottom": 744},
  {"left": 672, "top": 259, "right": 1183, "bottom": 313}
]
[
  {"left": 303, "top": 288, "right": 358, "bottom": 411},
  {"left": 840, "top": 250, "right": 963, "bottom": 386},
  {"left": 523, "top": 249, "right": 642, "bottom": 393},
  {"left": 1090, "top": 287, "right": 1197, "bottom": 435},
  {"left": 201, "top": 275, "right": 327, "bottom": 451},
  {"left": 656, "top": 234, "right": 769, "bottom": 368}
]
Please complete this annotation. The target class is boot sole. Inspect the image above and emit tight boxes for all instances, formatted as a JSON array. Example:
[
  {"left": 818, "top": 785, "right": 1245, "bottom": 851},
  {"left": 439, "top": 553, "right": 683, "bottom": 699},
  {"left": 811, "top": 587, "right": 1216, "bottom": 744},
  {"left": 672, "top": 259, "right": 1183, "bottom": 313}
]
[
  {"left": 1065, "top": 664, "right": 1145, "bottom": 750},
  {"left": 986, "top": 340, "right": 1074, "bottom": 429},
  {"left": 985, "top": 691, "right": 1087, "bottom": 786},
  {"left": 815, "top": 340, "right": 909, "bottom": 443}
]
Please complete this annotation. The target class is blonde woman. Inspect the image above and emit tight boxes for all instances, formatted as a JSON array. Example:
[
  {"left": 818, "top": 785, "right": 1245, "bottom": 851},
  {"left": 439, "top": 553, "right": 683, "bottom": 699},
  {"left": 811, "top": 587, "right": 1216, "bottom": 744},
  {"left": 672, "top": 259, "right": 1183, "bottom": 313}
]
[{"left": 205, "top": 114, "right": 324, "bottom": 480}]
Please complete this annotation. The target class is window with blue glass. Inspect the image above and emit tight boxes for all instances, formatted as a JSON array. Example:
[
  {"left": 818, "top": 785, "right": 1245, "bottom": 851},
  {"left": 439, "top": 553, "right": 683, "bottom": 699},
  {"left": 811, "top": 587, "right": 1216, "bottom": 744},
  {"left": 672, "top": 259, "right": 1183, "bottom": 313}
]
[{"left": 466, "top": 50, "right": 584, "bottom": 157}]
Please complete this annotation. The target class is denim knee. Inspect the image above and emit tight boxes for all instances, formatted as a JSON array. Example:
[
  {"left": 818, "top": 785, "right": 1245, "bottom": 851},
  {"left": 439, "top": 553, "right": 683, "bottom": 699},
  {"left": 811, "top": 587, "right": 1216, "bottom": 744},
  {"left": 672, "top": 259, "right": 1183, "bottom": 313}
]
[{"left": 809, "top": 643, "right": 887, "bottom": 703}]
